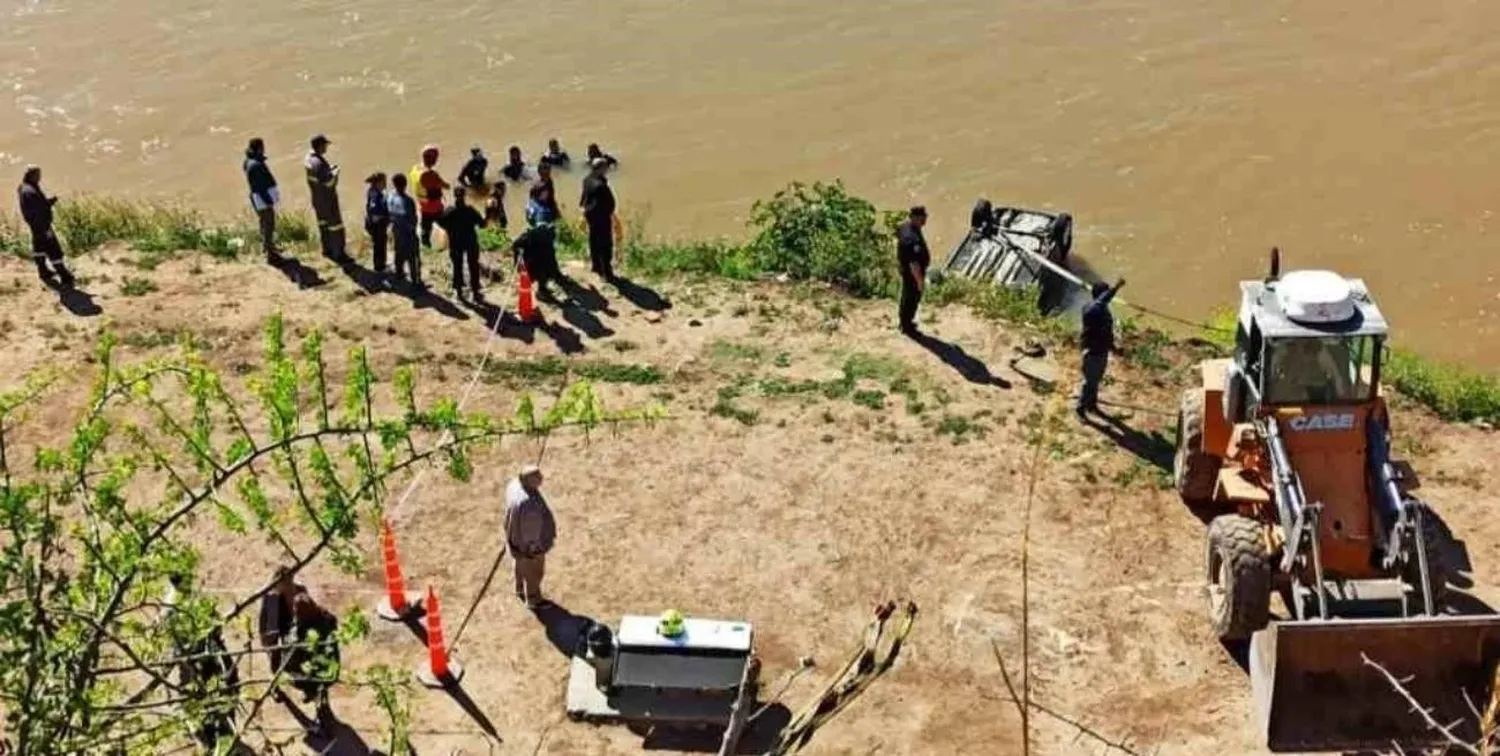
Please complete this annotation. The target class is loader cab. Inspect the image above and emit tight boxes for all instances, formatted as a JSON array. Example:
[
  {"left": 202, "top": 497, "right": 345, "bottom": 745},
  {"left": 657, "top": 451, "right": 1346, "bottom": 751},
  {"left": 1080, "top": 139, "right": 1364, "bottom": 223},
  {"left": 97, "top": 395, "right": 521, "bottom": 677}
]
[{"left": 1225, "top": 270, "right": 1388, "bottom": 423}]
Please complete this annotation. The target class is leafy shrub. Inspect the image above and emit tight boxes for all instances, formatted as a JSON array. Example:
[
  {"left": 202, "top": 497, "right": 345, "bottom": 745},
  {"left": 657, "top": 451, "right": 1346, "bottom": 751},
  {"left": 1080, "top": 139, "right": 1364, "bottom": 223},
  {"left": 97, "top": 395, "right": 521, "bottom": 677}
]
[
  {"left": 747, "top": 181, "right": 895, "bottom": 297},
  {"left": 1386, "top": 348, "right": 1500, "bottom": 424},
  {"left": 625, "top": 239, "right": 758, "bottom": 280}
]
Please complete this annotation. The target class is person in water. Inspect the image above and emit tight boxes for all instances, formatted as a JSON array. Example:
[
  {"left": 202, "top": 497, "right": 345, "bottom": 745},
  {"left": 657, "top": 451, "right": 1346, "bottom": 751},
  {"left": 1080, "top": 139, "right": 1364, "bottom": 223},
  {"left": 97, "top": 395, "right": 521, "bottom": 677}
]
[
  {"left": 539, "top": 138, "right": 571, "bottom": 169},
  {"left": 585, "top": 143, "right": 618, "bottom": 170},
  {"left": 458, "top": 145, "right": 489, "bottom": 191},
  {"left": 501, "top": 145, "right": 527, "bottom": 182}
]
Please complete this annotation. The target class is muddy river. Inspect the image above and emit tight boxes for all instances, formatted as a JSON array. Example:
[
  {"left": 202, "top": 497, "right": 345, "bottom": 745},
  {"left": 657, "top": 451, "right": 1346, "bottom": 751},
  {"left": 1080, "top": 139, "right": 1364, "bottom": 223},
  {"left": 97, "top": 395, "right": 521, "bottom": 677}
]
[{"left": 2, "top": 0, "right": 1498, "bottom": 366}]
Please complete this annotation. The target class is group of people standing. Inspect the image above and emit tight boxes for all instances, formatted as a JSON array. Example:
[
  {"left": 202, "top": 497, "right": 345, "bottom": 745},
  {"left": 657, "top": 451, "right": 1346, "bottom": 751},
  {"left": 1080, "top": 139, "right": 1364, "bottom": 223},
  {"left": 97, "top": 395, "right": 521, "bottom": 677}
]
[{"left": 242, "top": 134, "right": 621, "bottom": 303}]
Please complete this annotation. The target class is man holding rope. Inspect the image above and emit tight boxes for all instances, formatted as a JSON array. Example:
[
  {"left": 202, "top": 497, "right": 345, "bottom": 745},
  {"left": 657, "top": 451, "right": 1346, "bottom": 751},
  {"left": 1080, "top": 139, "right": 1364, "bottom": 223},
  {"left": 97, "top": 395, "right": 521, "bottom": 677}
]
[
  {"left": 1077, "top": 278, "right": 1126, "bottom": 418},
  {"left": 505, "top": 465, "right": 556, "bottom": 609}
]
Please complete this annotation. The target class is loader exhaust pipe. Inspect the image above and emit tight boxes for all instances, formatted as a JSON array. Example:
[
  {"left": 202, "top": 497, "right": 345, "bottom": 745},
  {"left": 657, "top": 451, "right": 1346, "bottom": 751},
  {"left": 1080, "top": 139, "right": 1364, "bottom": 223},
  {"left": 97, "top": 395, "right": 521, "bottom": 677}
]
[{"left": 1252, "top": 616, "right": 1500, "bottom": 753}]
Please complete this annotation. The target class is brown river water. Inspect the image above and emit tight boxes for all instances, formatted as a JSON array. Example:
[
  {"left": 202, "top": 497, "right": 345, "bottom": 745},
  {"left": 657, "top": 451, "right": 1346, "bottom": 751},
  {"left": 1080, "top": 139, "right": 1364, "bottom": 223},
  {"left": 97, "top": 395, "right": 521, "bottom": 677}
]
[{"left": 2, "top": 0, "right": 1499, "bottom": 366}]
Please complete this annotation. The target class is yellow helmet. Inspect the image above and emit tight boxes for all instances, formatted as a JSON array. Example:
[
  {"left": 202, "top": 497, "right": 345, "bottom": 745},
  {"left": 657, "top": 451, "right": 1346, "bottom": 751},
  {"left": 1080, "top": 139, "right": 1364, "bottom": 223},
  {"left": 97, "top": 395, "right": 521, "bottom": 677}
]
[{"left": 658, "top": 609, "right": 686, "bottom": 638}]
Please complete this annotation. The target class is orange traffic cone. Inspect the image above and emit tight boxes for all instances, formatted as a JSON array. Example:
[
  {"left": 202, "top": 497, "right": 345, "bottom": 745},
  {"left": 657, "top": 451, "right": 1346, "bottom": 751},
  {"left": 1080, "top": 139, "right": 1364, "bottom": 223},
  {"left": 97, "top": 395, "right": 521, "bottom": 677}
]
[
  {"left": 416, "top": 584, "right": 464, "bottom": 687},
  {"left": 517, "top": 263, "right": 539, "bottom": 323},
  {"left": 375, "top": 518, "right": 423, "bottom": 622}
]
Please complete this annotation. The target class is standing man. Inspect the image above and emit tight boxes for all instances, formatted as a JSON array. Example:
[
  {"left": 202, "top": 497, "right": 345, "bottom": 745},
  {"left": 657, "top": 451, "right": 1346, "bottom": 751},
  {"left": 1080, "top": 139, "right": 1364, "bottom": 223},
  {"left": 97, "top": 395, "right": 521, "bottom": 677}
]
[
  {"left": 580, "top": 157, "right": 617, "bottom": 281},
  {"left": 528, "top": 161, "right": 561, "bottom": 225},
  {"left": 16, "top": 166, "right": 74, "bottom": 287},
  {"left": 511, "top": 221, "right": 561, "bottom": 300},
  {"left": 387, "top": 173, "right": 422, "bottom": 286},
  {"left": 458, "top": 145, "right": 488, "bottom": 191},
  {"left": 504, "top": 465, "right": 556, "bottom": 609},
  {"left": 303, "top": 134, "right": 345, "bottom": 260},
  {"left": 258, "top": 567, "right": 307, "bottom": 678},
  {"left": 363, "top": 172, "right": 390, "bottom": 273},
  {"left": 438, "top": 186, "right": 486, "bottom": 301},
  {"left": 412, "top": 146, "right": 449, "bottom": 249},
  {"left": 895, "top": 205, "right": 930, "bottom": 334},
  {"left": 286, "top": 593, "right": 340, "bottom": 735},
  {"left": 1077, "top": 278, "right": 1126, "bottom": 418},
  {"left": 243, "top": 138, "right": 281, "bottom": 264}
]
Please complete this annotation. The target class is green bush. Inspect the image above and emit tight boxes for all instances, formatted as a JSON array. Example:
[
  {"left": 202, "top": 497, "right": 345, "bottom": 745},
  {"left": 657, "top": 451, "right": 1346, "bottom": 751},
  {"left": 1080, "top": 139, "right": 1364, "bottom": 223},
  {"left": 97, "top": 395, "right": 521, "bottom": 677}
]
[
  {"left": 747, "top": 181, "right": 895, "bottom": 297},
  {"left": 1386, "top": 348, "right": 1500, "bottom": 424},
  {"left": 625, "top": 240, "right": 757, "bottom": 280},
  {"left": 275, "top": 211, "right": 314, "bottom": 245},
  {"left": 0, "top": 216, "right": 26, "bottom": 260}
]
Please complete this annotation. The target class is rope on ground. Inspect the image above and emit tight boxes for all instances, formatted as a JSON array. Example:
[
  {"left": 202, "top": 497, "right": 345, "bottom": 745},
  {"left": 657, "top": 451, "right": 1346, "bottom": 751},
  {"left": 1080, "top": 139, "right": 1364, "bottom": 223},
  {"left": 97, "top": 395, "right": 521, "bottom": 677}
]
[{"left": 385, "top": 297, "right": 509, "bottom": 524}]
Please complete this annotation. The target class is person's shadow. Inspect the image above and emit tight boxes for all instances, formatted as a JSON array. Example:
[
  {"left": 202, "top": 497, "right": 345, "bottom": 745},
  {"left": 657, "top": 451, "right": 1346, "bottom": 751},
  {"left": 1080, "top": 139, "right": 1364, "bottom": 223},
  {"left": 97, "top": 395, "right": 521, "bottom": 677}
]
[
  {"left": 338, "top": 257, "right": 469, "bottom": 321},
  {"left": 553, "top": 277, "right": 616, "bottom": 340},
  {"left": 268, "top": 254, "right": 329, "bottom": 290},
  {"left": 277, "top": 695, "right": 377, "bottom": 756},
  {"left": 532, "top": 601, "right": 597, "bottom": 658},
  {"left": 44, "top": 279, "right": 102, "bottom": 316},
  {"left": 906, "top": 329, "right": 1010, "bottom": 389},
  {"left": 1082, "top": 410, "right": 1175, "bottom": 471},
  {"left": 611, "top": 275, "right": 672, "bottom": 312}
]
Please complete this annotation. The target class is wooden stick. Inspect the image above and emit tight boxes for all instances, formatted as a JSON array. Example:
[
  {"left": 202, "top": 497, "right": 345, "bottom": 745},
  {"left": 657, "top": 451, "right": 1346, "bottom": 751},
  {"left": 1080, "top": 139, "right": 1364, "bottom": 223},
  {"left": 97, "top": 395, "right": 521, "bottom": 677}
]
[{"left": 718, "top": 656, "right": 759, "bottom": 756}]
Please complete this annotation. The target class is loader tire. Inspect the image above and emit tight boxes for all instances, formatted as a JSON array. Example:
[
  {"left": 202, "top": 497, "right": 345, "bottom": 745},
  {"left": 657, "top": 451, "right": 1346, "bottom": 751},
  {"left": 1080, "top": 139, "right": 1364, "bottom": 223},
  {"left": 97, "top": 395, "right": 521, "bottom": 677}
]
[
  {"left": 1174, "top": 389, "right": 1219, "bottom": 507},
  {"left": 1206, "top": 514, "right": 1271, "bottom": 642},
  {"left": 1403, "top": 517, "right": 1451, "bottom": 612}
]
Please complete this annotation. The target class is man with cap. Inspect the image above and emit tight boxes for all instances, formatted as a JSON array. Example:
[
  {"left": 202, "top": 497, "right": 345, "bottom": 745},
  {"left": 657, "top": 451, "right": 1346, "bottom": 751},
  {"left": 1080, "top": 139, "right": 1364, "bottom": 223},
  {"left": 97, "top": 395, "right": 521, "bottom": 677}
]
[
  {"left": 504, "top": 464, "right": 556, "bottom": 609},
  {"left": 895, "top": 205, "right": 930, "bottom": 334},
  {"left": 16, "top": 165, "right": 74, "bottom": 287},
  {"left": 1077, "top": 278, "right": 1127, "bottom": 418},
  {"left": 303, "top": 134, "right": 346, "bottom": 260},
  {"left": 243, "top": 138, "right": 282, "bottom": 264},
  {"left": 580, "top": 157, "right": 617, "bottom": 280},
  {"left": 457, "top": 145, "right": 488, "bottom": 192}
]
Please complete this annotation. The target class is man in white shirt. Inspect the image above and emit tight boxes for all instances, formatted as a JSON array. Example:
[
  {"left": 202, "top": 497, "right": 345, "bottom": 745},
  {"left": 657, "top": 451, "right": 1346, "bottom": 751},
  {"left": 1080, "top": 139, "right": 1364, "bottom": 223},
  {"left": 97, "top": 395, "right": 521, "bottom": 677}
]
[{"left": 504, "top": 465, "right": 556, "bottom": 608}]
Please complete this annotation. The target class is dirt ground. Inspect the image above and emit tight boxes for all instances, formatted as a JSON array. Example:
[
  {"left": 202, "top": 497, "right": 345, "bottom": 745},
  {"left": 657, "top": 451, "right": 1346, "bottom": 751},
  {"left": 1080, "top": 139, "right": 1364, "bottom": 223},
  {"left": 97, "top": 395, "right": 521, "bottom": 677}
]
[{"left": 1, "top": 247, "right": 1497, "bottom": 756}]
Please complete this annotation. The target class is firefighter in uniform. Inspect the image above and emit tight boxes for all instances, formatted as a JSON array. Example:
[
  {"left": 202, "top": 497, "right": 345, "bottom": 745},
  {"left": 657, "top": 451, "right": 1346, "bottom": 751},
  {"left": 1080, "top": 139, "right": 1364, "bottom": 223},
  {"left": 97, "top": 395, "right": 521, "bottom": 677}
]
[
  {"left": 303, "top": 134, "right": 346, "bottom": 260},
  {"left": 16, "top": 165, "right": 74, "bottom": 288}
]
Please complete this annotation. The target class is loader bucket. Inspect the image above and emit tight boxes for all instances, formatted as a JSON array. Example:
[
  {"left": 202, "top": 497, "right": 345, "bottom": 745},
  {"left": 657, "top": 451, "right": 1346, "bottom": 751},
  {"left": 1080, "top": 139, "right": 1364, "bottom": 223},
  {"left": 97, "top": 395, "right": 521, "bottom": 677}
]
[{"left": 1251, "top": 615, "right": 1500, "bottom": 753}]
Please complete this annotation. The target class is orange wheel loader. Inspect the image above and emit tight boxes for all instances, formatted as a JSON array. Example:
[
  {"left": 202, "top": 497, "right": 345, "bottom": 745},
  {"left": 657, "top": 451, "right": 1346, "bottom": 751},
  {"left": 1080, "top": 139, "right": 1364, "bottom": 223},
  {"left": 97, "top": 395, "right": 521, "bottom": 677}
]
[{"left": 1174, "top": 249, "right": 1500, "bottom": 753}]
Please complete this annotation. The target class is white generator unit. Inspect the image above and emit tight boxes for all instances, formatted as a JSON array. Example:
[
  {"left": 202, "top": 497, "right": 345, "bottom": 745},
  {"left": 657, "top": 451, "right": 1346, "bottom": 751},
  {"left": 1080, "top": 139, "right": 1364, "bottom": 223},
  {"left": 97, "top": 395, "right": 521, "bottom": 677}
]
[{"left": 566, "top": 614, "right": 757, "bottom": 726}]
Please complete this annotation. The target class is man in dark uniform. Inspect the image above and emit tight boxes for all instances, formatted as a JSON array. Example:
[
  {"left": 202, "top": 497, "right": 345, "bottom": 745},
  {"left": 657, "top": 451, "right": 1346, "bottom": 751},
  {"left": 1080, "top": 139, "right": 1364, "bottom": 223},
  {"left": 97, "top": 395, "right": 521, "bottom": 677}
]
[
  {"left": 895, "top": 205, "right": 930, "bottom": 334},
  {"left": 258, "top": 567, "right": 306, "bottom": 677},
  {"left": 580, "top": 157, "right": 617, "bottom": 280},
  {"left": 512, "top": 221, "right": 561, "bottom": 300},
  {"left": 457, "top": 145, "right": 488, "bottom": 191},
  {"left": 303, "top": 134, "right": 345, "bottom": 260},
  {"left": 16, "top": 166, "right": 74, "bottom": 287},
  {"left": 243, "top": 138, "right": 281, "bottom": 264},
  {"left": 501, "top": 145, "right": 527, "bottom": 182},
  {"left": 1077, "top": 278, "right": 1126, "bottom": 418},
  {"left": 167, "top": 575, "right": 241, "bottom": 752},
  {"left": 286, "top": 592, "right": 340, "bottom": 735},
  {"left": 438, "top": 186, "right": 487, "bottom": 301}
]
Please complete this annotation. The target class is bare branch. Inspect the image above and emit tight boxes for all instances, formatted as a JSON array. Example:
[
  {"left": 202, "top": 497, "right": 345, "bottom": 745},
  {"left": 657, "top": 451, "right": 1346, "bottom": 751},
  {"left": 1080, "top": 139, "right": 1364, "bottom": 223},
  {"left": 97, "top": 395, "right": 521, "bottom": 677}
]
[{"left": 1361, "top": 653, "right": 1481, "bottom": 755}]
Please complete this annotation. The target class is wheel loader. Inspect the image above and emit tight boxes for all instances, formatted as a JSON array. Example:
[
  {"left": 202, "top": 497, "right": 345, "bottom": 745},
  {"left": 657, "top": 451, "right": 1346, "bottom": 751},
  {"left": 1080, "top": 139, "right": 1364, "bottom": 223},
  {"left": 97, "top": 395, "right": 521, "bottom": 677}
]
[{"left": 1174, "top": 250, "right": 1500, "bottom": 753}]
